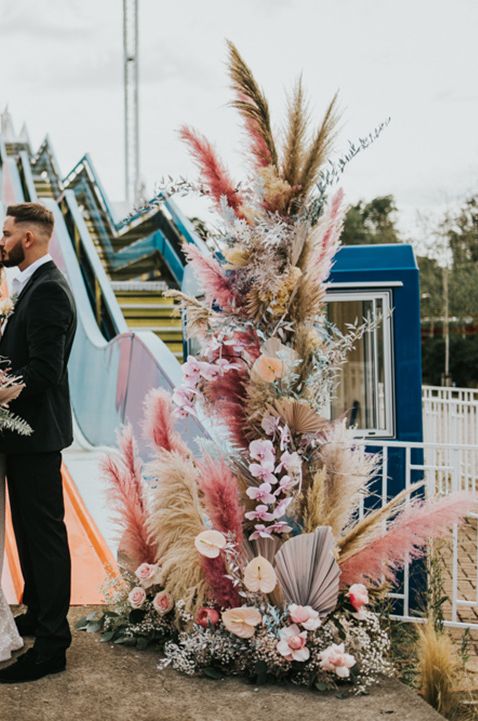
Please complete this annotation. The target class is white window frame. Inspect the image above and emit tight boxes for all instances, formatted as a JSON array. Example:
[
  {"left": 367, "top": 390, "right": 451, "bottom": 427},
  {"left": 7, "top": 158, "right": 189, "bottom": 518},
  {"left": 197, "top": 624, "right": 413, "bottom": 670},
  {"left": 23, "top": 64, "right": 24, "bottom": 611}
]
[{"left": 325, "top": 287, "right": 395, "bottom": 439}]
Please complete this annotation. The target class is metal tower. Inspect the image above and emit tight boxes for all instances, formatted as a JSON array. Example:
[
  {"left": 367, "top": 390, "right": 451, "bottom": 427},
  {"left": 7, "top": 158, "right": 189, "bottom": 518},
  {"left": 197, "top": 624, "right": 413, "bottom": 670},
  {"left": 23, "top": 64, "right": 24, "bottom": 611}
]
[{"left": 123, "top": 0, "right": 140, "bottom": 205}]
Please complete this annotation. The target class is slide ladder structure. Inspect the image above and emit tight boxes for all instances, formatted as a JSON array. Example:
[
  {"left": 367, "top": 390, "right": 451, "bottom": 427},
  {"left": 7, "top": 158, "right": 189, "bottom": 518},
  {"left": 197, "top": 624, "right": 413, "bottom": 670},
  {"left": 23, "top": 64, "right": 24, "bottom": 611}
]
[{"left": 0, "top": 110, "right": 210, "bottom": 604}]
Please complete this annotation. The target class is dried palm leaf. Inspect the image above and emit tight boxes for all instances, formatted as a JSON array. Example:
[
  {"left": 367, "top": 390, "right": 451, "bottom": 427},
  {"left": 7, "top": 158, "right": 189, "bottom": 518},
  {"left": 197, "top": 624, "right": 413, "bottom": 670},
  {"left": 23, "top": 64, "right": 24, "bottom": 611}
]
[
  {"left": 289, "top": 224, "right": 310, "bottom": 267},
  {"left": 297, "top": 93, "right": 339, "bottom": 202},
  {"left": 227, "top": 40, "right": 278, "bottom": 170},
  {"left": 338, "top": 481, "right": 425, "bottom": 563},
  {"left": 147, "top": 450, "right": 208, "bottom": 618},
  {"left": 275, "top": 527, "right": 340, "bottom": 616},
  {"left": 271, "top": 397, "right": 329, "bottom": 435},
  {"left": 282, "top": 77, "right": 308, "bottom": 187}
]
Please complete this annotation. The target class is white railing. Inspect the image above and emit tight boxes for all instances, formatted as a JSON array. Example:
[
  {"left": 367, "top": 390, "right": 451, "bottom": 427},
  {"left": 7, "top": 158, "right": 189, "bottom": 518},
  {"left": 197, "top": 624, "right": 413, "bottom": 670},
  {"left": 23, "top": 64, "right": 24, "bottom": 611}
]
[
  {"left": 362, "top": 438, "right": 478, "bottom": 629},
  {"left": 423, "top": 384, "right": 478, "bottom": 404},
  {"left": 423, "top": 384, "right": 478, "bottom": 446}
]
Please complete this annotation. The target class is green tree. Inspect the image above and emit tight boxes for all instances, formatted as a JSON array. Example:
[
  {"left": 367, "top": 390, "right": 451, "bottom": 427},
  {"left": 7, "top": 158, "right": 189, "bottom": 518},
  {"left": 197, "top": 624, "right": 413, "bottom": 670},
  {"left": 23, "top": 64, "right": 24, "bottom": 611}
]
[{"left": 341, "top": 195, "right": 401, "bottom": 245}]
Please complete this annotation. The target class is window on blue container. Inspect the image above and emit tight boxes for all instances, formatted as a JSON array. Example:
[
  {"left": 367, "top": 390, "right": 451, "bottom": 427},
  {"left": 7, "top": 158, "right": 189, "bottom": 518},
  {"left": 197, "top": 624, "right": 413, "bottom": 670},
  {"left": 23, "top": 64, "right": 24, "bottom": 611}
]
[{"left": 326, "top": 289, "right": 395, "bottom": 438}]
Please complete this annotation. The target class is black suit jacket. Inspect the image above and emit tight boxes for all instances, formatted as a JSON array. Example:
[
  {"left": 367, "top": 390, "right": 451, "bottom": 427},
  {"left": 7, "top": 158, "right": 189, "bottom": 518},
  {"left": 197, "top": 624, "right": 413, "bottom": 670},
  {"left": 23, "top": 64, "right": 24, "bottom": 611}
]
[{"left": 0, "top": 261, "right": 77, "bottom": 453}]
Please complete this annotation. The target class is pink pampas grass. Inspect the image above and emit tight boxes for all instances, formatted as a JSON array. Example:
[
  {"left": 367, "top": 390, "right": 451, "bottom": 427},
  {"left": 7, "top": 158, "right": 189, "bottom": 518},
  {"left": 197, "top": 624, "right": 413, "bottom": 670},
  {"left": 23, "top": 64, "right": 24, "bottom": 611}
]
[
  {"left": 180, "top": 125, "right": 244, "bottom": 217},
  {"left": 184, "top": 243, "right": 237, "bottom": 310},
  {"left": 102, "top": 426, "right": 155, "bottom": 568},
  {"left": 340, "top": 491, "right": 474, "bottom": 586},
  {"left": 313, "top": 187, "right": 345, "bottom": 285},
  {"left": 197, "top": 454, "right": 244, "bottom": 544},
  {"left": 201, "top": 555, "right": 241, "bottom": 608},
  {"left": 143, "top": 388, "right": 189, "bottom": 457}
]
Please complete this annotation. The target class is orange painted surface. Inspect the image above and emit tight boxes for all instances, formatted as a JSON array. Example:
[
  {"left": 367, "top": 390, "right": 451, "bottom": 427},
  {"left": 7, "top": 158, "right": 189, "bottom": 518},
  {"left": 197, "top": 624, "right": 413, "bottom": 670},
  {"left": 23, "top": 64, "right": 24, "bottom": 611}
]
[{"left": 3, "top": 465, "right": 117, "bottom": 605}]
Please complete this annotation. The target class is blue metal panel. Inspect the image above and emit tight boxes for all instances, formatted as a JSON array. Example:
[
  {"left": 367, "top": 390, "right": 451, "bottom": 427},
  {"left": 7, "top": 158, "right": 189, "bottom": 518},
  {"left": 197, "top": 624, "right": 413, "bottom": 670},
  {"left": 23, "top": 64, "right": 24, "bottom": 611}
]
[{"left": 329, "top": 244, "right": 423, "bottom": 445}]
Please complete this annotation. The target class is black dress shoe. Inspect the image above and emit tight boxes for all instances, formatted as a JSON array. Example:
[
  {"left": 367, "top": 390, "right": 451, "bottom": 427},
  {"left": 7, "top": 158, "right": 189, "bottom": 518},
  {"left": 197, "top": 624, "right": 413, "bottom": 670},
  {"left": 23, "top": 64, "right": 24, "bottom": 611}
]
[
  {"left": 0, "top": 649, "right": 66, "bottom": 683},
  {"left": 14, "top": 614, "right": 37, "bottom": 637}
]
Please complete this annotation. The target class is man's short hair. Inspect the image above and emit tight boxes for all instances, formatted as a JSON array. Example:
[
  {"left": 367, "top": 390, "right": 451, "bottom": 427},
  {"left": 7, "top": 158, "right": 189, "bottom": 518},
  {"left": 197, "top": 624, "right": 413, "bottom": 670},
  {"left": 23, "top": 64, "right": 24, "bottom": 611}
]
[{"left": 6, "top": 203, "right": 54, "bottom": 238}]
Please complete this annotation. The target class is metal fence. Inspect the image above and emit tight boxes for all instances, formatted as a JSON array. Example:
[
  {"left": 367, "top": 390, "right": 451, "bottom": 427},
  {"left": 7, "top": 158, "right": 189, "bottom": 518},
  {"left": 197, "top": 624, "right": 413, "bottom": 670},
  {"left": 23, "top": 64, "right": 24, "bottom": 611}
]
[
  {"left": 423, "top": 384, "right": 478, "bottom": 446},
  {"left": 361, "top": 438, "right": 478, "bottom": 630}
]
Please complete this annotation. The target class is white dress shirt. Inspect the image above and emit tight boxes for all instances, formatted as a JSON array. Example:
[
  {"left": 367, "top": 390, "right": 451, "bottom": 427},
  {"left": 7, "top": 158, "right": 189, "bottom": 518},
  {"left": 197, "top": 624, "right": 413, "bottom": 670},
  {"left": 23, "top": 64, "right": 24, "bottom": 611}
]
[{"left": 11, "top": 254, "right": 53, "bottom": 299}]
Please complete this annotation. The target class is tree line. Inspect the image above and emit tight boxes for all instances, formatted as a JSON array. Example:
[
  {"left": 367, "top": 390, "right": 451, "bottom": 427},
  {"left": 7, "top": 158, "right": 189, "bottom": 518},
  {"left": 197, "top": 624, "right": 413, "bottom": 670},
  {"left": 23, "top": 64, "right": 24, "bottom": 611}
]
[{"left": 341, "top": 195, "right": 478, "bottom": 387}]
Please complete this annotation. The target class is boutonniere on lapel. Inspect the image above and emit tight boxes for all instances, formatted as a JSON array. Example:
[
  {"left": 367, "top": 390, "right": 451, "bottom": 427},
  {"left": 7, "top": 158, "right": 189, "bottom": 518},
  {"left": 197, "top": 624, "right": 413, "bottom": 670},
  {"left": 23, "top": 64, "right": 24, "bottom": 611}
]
[{"left": 0, "top": 295, "right": 16, "bottom": 323}]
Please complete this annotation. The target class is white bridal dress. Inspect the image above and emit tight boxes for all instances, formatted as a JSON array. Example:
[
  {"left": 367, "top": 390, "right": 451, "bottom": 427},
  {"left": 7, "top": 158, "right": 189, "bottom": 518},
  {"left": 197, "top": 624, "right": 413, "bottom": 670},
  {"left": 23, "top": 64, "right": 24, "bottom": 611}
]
[{"left": 0, "top": 455, "right": 23, "bottom": 662}]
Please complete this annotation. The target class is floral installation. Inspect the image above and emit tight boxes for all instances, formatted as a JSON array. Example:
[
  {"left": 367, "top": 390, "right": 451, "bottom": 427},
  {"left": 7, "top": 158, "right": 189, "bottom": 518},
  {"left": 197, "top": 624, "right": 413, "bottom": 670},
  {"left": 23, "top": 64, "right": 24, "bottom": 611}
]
[{"left": 82, "top": 43, "right": 475, "bottom": 693}]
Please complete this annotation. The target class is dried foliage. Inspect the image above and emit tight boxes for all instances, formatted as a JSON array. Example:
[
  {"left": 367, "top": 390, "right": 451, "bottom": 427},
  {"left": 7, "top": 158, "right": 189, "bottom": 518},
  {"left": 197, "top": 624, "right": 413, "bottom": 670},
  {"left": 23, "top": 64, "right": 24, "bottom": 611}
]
[
  {"left": 416, "top": 623, "right": 460, "bottom": 717},
  {"left": 147, "top": 451, "right": 208, "bottom": 615}
]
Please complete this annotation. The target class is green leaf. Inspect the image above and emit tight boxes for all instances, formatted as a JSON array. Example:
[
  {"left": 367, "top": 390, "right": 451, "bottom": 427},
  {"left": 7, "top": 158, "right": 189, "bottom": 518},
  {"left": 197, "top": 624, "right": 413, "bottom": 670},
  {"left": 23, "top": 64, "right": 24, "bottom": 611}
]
[
  {"left": 129, "top": 609, "right": 146, "bottom": 624},
  {"left": 203, "top": 666, "right": 224, "bottom": 680},
  {"left": 114, "top": 636, "right": 137, "bottom": 647},
  {"left": 315, "top": 681, "right": 331, "bottom": 692},
  {"left": 100, "top": 630, "right": 116, "bottom": 642},
  {"left": 86, "top": 611, "right": 103, "bottom": 622},
  {"left": 136, "top": 637, "right": 150, "bottom": 650},
  {"left": 86, "top": 621, "right": 103, "bottom": 633},
  {"left": 254, "top": 660, "right": 269, "bottom": 685},
  {"left": 75, "top": 617, "right": 90, "bottom": 630}
]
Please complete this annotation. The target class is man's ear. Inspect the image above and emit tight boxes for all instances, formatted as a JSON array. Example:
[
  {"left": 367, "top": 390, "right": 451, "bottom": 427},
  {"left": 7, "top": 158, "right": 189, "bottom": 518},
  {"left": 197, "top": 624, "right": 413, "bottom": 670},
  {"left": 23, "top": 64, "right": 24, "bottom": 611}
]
[{"left": 24, "top": 229, "right": 34, "bottom": 248}]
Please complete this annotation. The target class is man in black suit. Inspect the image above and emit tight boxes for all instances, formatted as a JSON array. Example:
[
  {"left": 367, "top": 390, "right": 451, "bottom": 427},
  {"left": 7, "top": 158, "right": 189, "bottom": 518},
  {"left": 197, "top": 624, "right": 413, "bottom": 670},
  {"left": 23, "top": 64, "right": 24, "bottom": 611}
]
[{"left": 0, "top": 202, "right": 77, "bottom": 683}]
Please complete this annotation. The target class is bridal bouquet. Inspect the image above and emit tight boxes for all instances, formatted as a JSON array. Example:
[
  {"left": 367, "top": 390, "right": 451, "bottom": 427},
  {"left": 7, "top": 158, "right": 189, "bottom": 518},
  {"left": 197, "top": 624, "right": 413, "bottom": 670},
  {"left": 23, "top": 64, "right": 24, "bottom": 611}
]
[
  {"left": 0, "top": 369, "right": 31, "bottom": 436},
  {"left": 87, "top": 44, "right": 473, "bottom": 693}
]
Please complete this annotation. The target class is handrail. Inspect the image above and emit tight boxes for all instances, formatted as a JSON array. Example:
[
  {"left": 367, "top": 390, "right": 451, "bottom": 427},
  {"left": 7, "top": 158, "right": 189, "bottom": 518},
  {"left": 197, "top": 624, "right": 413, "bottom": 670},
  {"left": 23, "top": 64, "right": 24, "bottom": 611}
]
[{"left": 59, "top": 190, "right": 127, "bottom": 337}]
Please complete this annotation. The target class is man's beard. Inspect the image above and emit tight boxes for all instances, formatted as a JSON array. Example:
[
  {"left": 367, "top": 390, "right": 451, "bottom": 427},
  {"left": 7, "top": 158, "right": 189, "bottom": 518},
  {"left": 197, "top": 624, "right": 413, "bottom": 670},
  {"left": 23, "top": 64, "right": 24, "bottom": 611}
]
[{"left": 1, "top": 242, "right": 25, "bottom": 267}]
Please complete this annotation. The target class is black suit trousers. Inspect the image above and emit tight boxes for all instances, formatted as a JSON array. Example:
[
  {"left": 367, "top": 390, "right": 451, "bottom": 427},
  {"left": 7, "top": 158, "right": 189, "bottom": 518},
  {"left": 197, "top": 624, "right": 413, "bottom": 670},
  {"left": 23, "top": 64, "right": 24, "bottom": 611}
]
[{"left": 6, "top": 452, "right": 72, "bottom": 657}]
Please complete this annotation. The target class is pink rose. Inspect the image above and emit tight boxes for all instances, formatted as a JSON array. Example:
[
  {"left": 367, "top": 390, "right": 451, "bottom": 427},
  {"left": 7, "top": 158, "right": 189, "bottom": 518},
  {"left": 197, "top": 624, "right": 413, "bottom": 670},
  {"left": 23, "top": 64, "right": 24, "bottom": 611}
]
[
  {"left": 289, "top": 604, "right": 321, "bottom": 631},
  {"left": 153, "top": 590, "right": 174, "bottom": 616},
  {"left": 195, "top": 607, "right": 220, "bottom": 628},
  {"left": 319, "top": 643, "right": 356, "bottom": 678},
  {"left": 277, "top": 624, "right": 310, "bottom": 662},
  {"left": 128, "top": 586, "right": 146, "bottom": 609},
  {"left": 134, "top": 562, "right": 162, "bottom": 589}
]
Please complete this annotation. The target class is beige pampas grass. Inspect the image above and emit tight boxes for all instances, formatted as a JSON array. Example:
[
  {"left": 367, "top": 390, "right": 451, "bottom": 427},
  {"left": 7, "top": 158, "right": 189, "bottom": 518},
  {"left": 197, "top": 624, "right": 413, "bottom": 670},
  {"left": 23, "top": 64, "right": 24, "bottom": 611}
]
[
  {"left": 316, "top": 420, "right": 377, "bottom": 537},
  {"left": 416, "top": 622, "right": 460, "bottom": 716},
  {"left": 147, "top": 450, "right": 208, "bottom": 618},
  {"left": 338, "top": 481, "right": 425, "bottom": 563},
  {"left": 304, "top": 467, "right": 327, "bottom": 532},
  {"left": 227, "top": 40, "right": 278, "bottom": 170},
  {"left": 282, "top": 78, "right": 307, "bottom": 188},
  {"left": 296, "top": 93, "right": 339, "bottom": 201}
]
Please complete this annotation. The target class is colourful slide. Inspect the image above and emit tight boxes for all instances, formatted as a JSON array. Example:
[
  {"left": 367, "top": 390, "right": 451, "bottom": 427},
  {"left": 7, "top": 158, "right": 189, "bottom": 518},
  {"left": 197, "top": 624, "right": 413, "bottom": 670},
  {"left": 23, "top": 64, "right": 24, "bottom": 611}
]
[{"left": 0, "top": 121, "right": 210, "bottom": 604}]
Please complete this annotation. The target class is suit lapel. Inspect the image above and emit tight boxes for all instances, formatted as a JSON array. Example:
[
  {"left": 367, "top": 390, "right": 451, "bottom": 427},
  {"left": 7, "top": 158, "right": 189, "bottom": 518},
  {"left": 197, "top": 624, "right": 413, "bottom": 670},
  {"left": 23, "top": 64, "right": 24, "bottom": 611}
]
[{"left": 2, "top": 261, "right": 56, "bottom": 339}]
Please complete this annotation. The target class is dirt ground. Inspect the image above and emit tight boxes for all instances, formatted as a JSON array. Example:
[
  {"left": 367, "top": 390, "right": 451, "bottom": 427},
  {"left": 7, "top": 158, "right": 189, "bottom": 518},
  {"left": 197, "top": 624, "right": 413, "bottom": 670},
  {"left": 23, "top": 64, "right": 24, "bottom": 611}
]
[{"left": 0, "top": 607, "right": 445, "bottom": 721}]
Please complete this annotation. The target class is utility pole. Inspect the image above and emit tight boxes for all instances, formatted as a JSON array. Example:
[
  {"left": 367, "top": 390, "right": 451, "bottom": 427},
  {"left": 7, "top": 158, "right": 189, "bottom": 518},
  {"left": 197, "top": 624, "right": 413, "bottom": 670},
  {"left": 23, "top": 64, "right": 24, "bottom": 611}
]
[
  {"left": 442, "top": 263, "right": 451, "bottom": 386},
  {"left": 123, "top": 0, "right": 140, "bottom": 206}
]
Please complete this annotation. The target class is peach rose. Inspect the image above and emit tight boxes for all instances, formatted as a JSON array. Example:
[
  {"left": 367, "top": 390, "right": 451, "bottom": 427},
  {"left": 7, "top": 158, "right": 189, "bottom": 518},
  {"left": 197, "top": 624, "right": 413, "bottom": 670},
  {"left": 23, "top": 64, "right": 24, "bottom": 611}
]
[
  {"left": 252, "top": 355, "right": 283, "bottom": 383},
  {"left": 128, "top": 586, "right": 146, "bottom": 609},
  {"left": 152, "top": 590, "right": 174, "bottom": 616}
]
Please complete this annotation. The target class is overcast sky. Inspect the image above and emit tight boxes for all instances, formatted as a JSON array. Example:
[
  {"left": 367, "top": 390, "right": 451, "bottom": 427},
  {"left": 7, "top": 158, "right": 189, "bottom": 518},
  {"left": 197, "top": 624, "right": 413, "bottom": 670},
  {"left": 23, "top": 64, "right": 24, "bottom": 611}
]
[{"left": 1, "top": 0, "right": 477, "bottom": 241}]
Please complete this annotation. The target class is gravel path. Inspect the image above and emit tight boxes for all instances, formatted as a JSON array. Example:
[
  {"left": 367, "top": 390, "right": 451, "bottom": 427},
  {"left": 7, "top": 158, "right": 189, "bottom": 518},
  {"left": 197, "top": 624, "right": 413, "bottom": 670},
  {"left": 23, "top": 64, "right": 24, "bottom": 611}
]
[{"left": 0, "top": 608, "right": 444, "bottom": 721}]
